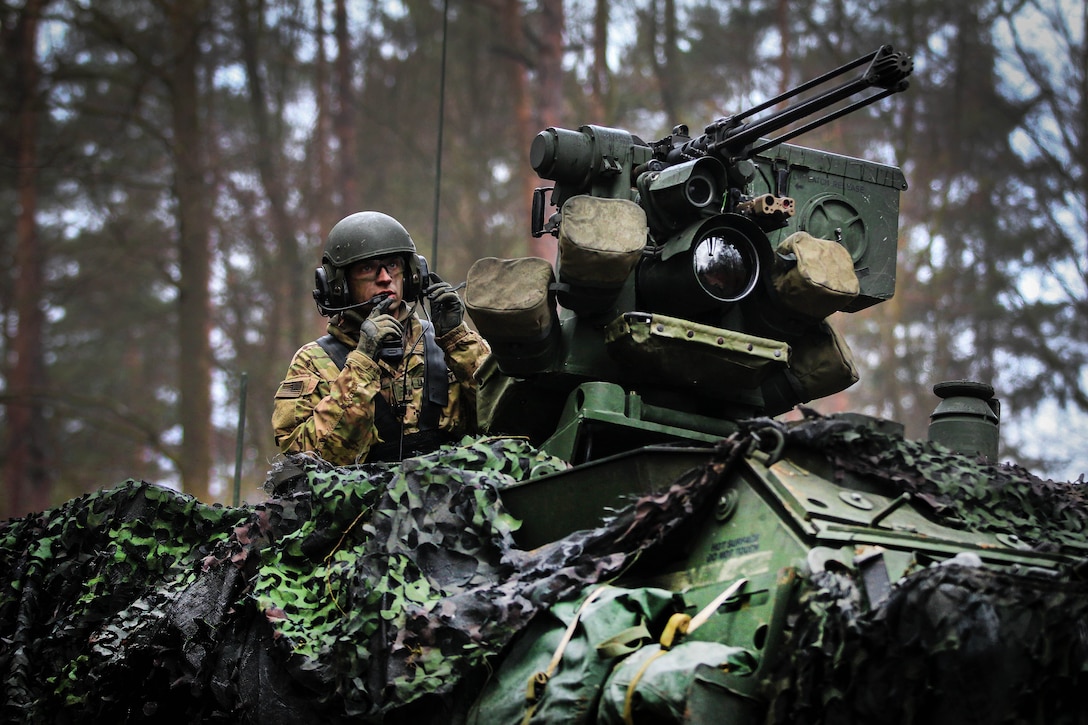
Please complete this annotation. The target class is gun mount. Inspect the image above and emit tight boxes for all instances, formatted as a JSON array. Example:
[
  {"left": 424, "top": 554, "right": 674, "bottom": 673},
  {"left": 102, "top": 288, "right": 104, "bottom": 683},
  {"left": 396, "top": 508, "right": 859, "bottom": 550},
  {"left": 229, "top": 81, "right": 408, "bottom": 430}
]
[
  {"left": 467, "top": 46, "right": 913, "bottom": 464},
  {"left": 530, "top": 45, "right": 912, "bottom": 236}
]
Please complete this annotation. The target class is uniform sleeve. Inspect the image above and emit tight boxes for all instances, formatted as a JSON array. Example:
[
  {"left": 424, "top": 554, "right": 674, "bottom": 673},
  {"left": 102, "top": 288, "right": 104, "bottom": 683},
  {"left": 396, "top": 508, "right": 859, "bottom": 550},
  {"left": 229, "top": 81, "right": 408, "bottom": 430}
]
[
  {"left": 435, "top": 324, "right": 491, "bottom": 433},
  {"left": 271, "top": 343, "right": 387, "bottom": 466},
  {"left": 436, "top": 323, "right": 491, "bottom": 383}
]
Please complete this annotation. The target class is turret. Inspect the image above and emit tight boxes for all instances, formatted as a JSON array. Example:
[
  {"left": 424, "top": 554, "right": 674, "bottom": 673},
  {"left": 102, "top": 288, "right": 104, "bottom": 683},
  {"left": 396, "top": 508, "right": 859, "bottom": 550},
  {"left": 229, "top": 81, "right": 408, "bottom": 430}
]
[{"left": 465, "top": 47, "right": 914, "bottom": 464}]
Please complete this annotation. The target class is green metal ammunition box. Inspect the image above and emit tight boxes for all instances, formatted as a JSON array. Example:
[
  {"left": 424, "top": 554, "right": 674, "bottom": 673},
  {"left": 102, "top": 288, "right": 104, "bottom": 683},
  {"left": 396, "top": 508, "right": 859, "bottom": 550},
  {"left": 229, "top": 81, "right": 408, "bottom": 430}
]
[{"left": 751, "top": 143, "right": 907, "bottom": 310}]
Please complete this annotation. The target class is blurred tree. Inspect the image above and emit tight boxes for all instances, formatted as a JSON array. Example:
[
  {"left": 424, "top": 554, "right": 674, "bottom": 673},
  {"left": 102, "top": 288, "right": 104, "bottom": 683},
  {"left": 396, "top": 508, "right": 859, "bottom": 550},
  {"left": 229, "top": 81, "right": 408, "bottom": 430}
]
[
  {"left": 986, "top": 0, "right": 1088, "bottom": 468},
  {"left": 500, "top": 0, "right": 535, "bottom": 259},
  {"left": 225, "top": 0, "right": 315, "bottom": 485},
  {"left": 1, "top": 0, "right": 221, "bottom": 502},
  {"left": 333, "top": 0, "right": 358, "bottom": 215},
  {"left": 167, "top": 0, "right": 215, "bottom": 498},
  {"left": 1, "top": 0, "right": 51, "bottom": 519}
]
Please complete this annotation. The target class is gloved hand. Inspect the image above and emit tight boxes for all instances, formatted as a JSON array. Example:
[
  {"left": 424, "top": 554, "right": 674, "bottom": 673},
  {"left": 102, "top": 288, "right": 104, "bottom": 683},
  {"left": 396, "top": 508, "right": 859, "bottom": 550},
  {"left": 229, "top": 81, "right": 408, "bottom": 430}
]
[
  {"left": 424, "top": 277, "right": 465, "bottom": 337},
  {"left": 356, "top": 295, "right": 403, "bottom": 361}
]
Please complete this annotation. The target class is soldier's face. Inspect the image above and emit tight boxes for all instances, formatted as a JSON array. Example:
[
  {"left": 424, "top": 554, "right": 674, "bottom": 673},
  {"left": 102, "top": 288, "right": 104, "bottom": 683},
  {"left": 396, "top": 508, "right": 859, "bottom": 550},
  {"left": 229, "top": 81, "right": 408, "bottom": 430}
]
[{"left": 348, "top": 256, "right": 405, "bottom": 315}]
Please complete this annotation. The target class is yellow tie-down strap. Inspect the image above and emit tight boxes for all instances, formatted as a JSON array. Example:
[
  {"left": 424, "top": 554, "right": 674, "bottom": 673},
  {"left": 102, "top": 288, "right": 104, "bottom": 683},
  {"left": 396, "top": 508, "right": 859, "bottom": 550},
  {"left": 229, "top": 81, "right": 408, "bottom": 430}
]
[
  {"left": 522, "top": 585, "right": 610, "bottom": 724},
  {"left": 622, "top": 578, "right": 749, "bottom": 725}
]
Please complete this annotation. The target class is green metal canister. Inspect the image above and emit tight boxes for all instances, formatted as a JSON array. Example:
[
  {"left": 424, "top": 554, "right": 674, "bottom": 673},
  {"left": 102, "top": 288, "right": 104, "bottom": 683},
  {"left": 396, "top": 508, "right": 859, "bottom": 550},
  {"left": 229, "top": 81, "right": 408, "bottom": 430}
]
[{"left": 928, "top": 380, "right": 1001, "bottom": 461}]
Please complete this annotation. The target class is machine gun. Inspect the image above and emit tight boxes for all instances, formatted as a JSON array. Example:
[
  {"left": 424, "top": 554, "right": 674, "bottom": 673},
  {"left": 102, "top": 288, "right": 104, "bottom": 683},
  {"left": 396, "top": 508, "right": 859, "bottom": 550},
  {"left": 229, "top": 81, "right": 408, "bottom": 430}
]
[
  {"left": 530, "top": 45, "right": 912, "bottom": 239},
  {"left": 466, "top": 46, "right": 914, "bottom": 463}
]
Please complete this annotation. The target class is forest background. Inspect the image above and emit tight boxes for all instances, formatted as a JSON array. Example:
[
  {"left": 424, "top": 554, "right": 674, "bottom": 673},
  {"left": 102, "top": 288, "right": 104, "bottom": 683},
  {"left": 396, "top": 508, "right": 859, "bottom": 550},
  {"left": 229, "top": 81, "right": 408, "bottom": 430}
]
[{"left": 1, "top": 0, "right": 1084, "bottom": 518}]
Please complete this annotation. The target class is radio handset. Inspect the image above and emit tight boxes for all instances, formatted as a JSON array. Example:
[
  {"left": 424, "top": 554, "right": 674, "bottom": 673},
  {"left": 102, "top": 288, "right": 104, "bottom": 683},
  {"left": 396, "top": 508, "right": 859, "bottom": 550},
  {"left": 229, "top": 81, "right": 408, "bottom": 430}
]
[{"left": 367, "top": 293, "right": 404, "bottom": 365}]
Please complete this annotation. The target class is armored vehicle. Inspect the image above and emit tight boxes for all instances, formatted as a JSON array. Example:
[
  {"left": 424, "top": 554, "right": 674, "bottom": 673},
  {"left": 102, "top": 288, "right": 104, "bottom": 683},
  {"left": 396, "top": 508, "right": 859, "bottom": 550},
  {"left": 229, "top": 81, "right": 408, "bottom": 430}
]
[
  {"left": 458, "top": 44, "right": 1088, "bottom": 724},
  {"left": 3, "top": 45, "right": 1087, "bottom": 725}
]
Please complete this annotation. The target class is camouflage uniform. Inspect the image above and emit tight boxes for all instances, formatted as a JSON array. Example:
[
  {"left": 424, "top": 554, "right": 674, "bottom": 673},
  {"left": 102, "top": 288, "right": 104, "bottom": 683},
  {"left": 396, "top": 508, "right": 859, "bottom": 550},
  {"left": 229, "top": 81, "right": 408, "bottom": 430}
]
[{"left": 273, "top": 314, "right": 490, "bottom": 465}]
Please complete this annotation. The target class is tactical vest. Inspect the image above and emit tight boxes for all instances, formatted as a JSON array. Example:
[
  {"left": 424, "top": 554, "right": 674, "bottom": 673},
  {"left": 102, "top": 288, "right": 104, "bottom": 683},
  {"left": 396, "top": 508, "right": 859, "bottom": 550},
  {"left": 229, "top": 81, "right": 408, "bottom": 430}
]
[{"left": 316, "top": 320, "right": 451, "bottom": 462}]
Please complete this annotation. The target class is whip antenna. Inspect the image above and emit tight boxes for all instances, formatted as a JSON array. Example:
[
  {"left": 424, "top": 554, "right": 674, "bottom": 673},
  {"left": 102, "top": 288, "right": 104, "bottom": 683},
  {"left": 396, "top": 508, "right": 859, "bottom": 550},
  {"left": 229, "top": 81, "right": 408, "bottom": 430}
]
[{"left": 431, "top": 0, "right": 450, "bottom": 268}]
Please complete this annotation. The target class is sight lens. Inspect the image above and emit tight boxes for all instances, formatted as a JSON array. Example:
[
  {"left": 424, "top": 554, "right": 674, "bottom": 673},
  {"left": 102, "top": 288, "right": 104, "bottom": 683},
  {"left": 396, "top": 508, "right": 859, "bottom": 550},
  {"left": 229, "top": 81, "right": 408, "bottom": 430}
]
[{"left": 693, "top": 233, "right": 759, "bottom": 302}]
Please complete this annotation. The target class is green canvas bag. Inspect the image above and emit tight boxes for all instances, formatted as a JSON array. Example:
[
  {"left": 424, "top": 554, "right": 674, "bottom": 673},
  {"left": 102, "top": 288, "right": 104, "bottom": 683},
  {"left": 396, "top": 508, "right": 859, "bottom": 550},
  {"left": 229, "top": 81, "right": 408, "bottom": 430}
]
[
  {"left": 467, "top": 584, "right": 680, "bottom": 725},
  {"left": 772, "top": 231, "right": 860, "bottom": 319}
]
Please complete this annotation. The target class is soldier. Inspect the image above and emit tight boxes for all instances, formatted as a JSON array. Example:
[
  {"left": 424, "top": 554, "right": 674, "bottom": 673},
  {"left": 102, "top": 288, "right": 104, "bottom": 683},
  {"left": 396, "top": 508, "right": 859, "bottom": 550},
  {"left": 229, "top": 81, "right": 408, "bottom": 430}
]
[{"left": 273, "top": 211, "right": 490, "bottom": 464}]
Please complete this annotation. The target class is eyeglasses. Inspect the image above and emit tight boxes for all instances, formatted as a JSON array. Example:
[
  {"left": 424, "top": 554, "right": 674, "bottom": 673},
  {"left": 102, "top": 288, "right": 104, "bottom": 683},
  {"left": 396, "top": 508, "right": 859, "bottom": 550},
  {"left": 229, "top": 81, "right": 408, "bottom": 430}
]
[{"left": 351, "top": 256, "right": 404, "bottom": 281}]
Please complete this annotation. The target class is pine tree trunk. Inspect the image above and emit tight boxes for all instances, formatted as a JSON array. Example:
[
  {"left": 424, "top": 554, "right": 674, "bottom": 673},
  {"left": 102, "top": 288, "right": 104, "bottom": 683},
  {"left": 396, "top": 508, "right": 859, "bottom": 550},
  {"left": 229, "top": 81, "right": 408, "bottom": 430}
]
[
  {"left": 589, "top": 0, "right": 609, "bottom": 120},
  {"left": 169, "top": 0, "right": 213, "bottom": 497},
  {"left": 498, "top": 0, "right": 538, "bottom": 259},
  {"left": 4, "top": 0, "right": 51, "bottom": 518},
  {"left": 334, "top": 0, "right": 358, "bottom": 214},
  {"left": 313, "top": 0, "right": 334, "bottom": 233}
]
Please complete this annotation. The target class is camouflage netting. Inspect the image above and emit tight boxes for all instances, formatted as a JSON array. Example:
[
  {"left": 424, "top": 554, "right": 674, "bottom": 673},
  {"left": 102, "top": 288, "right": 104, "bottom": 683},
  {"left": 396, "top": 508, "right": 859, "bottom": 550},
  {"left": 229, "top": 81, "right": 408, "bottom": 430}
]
[
  {"left": 0, "top": 436, "right": 736, "bottom": 724},
  {"left": 768, "top": 562, "right": 1088, "bottom": 725},
  {"left": 761, "top": 414, "right": 1088, "bottom": 724},
  {"left": 5, "top": 417, "right": 1088, "bottom": 724},
  {"left": 776, "top": 412, "right": 1088, "bottom": 550}
]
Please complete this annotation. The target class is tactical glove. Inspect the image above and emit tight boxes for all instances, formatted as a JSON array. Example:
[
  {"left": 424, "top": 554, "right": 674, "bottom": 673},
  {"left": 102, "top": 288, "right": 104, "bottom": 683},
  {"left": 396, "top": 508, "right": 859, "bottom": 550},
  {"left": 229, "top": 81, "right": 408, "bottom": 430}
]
[
  {"left": 424, "top": 278, "right": 465, "bottom": 337},
  {"left": 356, "top": 295, "right": 404, "bottom": 362}
]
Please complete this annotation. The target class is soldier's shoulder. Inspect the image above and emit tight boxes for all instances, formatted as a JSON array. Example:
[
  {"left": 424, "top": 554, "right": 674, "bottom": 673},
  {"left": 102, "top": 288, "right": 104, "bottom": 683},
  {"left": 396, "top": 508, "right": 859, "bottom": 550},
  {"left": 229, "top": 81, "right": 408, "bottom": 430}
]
[{"left": 286, "top": 339, "right": 341, "bottom": 377}]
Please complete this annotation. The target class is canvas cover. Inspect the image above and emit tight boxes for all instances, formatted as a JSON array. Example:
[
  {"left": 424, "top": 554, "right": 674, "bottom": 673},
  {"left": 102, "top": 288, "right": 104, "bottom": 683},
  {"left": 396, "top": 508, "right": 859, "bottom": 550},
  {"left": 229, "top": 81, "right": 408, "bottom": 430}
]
[
  {"left": 557, "top": 196, "right": 647, "bottom": 288},
  {"left": 784, "top": 320, "right": 860, "bottom": 401},
  {"left": 467, "top": 585, "right": 678, "bottom": 724},
  {"left": 772, "top": 231, "right": 860, "bottom": 319},
  {"left": 605, "top": 312, "right": 790, "bottom": 389},
  {"left": 466, "top": 257, "right": 557, "bottom": 342},
  {"left": 597, "top": 640, "right": 757, "bottom": 724}
]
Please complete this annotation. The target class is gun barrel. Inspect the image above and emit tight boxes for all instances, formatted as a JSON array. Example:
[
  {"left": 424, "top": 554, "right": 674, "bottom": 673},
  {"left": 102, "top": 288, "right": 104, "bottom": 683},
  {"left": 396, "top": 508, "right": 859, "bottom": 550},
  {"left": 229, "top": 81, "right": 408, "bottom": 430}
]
[{"left": 710, "top": 45, "right": 913, "bottom": 158}]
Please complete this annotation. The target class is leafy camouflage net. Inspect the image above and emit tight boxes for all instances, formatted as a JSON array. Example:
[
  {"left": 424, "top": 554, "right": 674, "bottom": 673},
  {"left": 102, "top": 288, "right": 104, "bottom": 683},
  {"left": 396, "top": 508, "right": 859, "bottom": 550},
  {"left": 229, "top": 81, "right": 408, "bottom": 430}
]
[
  {"left": 0, "top": 436, "right": 733, "bottom": 724},
  {"left": 767, "top": 562, "right": 1088, "bottom": 725},
  {"left": 759, "top": 414, "right": 1088, "bottom": 724},
  {"left": 779, "top": 412, "right": 1088, "bottom": 550},
  {"left": 0, "top": 477, "right": 244, "bottom": 722},
  {"left": 6, "top": 415, "right": 1087, "bottom": 724}
]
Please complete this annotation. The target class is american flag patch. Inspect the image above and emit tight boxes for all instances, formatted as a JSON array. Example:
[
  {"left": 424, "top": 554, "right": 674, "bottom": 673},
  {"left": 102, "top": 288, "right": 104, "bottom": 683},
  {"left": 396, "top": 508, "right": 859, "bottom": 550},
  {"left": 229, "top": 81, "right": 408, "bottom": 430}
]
[{"left": 275, "top": 377, "right": 316, "bottom": 399}]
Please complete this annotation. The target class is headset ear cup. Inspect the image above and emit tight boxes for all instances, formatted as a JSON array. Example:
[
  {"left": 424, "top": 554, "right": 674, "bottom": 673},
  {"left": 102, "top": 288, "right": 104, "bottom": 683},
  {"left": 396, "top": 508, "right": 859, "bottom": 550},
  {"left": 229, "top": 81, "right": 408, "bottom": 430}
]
[
  {"left": 405, "top": 254, "right": 424, "bottom": 300},
  {"left": 328, "top": 265, "right": 348, "bottom": 308},
  {"left": 313, "top": 266, "right": 331, "bottom": 314},
  {"left": 312, "top": 264, "right": 349, "bottom": 316}
]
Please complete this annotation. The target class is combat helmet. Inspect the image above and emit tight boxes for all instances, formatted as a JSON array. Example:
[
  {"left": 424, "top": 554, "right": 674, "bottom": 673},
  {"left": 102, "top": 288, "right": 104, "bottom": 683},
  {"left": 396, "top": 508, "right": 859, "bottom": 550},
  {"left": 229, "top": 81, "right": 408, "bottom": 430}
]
[{"left": 312, "top": 211, "right": 424, "bottom": 316}]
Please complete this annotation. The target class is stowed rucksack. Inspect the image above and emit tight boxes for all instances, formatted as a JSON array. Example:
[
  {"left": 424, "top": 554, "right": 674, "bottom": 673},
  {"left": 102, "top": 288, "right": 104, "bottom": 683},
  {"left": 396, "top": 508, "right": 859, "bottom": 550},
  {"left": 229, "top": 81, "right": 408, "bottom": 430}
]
[{"left": 468, "top": 582, "right": 758, "bottom": 725}]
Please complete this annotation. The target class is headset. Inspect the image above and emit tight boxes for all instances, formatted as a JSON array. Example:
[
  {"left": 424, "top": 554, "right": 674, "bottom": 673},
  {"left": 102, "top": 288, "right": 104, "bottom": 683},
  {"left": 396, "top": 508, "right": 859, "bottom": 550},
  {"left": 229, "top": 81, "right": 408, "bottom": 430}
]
[{"left": 312, "top": 254, "right": 430, "bottom": 317}]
